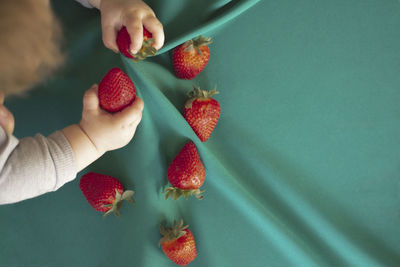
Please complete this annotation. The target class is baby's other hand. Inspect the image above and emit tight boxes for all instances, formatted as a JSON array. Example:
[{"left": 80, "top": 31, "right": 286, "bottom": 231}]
[
  {"left": 99, "top": 0, "right": 164, "bottom": 54},
  {"left": 0, "top": 92, "right": 15, "bottom": 134},
  {"left": 79, "top": 84, "right": 144, "bottom": 155}
]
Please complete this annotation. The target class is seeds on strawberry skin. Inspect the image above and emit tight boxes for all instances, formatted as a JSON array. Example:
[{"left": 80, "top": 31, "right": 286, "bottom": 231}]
[
  {"left": 184, "top": 87, "right": 220, "bottom": 142},
  {"left": 79, "top": 172, "right": 134, "bottom": 218},
  {"left": 116, "top": 26, "right": 157, "bottom": 62},
  {"left": 164, "top": 141, "right": 205, "bottom": 200},
  {"left": 172, "top": 36, "right": 212, "bottom": 80},
  {"left": 160, "top": 220, "right": 197, "bottom": 266},
  {"left": 98, "top": 67, "right": 136, "bottom": 113}
]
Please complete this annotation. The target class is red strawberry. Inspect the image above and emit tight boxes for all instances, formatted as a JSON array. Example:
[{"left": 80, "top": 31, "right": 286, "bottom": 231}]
[
  {"left": 79, "top": 172, "right": 134, "bottom": 218},
  {"left": 116, "top": 26, "right": 157, "bottom": 61},
  {"left": 172, "top": 36, "right": 212, "bottom": 80},
  {"left": 184, "top": 87, "right": 220, "bottom": 142},
  {"left": 98, "top": 67, "right": 136, "bottom": 113},
  {"left": 164, "top": 141, "right": 205, "bottom": 200},
  {"left": 160, "top": 220, "right": 197, "bottom": 266}
]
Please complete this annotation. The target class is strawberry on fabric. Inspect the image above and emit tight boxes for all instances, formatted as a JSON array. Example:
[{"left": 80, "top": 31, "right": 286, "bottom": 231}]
[
  {"left": 184, "top": 87, "right": 220, "bottom": 142},
  {"left": 172, "top": 36, "right": 212, "bottom": 80},
  {"left": 160, "top": 220, "right": 197, "bottom": 266},
  {"left": 164, "top": 141, "right": 205, "bottom": 200},
  {"left": 98, "top": 67, "right": 136, "bottom": 113},
  {"left": 116, "top": 26, "right": 157, "bottom": 62},
  {"left": 79, "top": 172, "right": 134, "bottom": 218}
]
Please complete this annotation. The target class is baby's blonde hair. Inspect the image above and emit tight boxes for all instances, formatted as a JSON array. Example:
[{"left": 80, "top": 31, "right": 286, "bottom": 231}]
[{"left": 0, "top": 0, "right": 64, "bottom": 96}]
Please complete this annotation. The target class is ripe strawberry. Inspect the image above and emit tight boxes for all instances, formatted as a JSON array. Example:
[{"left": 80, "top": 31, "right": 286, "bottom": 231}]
[
  {"left": 79, "top": 172, "right": 134, "bottom": 218},
  {"left": 172, "top": 36, "right": 212, "bottom": 80},
  {"left": 98, "top": 67, "right": 136, "bottom": 113},
  {"left": 184, "top": 87, "right": 220, "bottom": 142},
  {"left": 160, "top": 220, "right": 197, "bottom": 266},
  {"left": 116, "top": 26, "right": 157, "bottom": 61},
  {"left": 164, "top": 141, "right": 205, "bottom": 200}
]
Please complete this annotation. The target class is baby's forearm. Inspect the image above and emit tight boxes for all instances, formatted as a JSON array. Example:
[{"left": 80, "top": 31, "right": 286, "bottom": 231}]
[
  {"left": 0, "top": 129, "right": 76, "bottom": 204},
  {"left": 61, "top": 124, "right": 104, "bottom": 172},
  {"left": 0, "top": 123, "right": 105, "bottom": 205}
]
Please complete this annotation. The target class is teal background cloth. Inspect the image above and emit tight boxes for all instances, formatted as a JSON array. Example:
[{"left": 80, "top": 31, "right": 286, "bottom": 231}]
[{"left": 1, "top": 0, "right": 400, "bottom": 266}]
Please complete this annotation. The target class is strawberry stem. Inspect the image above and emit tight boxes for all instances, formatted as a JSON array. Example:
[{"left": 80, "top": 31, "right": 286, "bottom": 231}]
[
  {"left": 193, "top": 36, "right": 212, "bottom": 47},
  {"left": 163, "top": 187, "right": 204, "bottom": 200},
  {"left": 130, "top": 39, "right": 157, "bottom": 62},
  {"left": 185, "top": 87, "right": 219, "bottom": 109},
  {"left": 102, "top": 189, "right": 135, "bottom": 218},
  {"left": 159, "top": 219, "right": 189, "bottom": 245},
  {"left": 183, "top": 36, "right": 212, "bottom": 55}
]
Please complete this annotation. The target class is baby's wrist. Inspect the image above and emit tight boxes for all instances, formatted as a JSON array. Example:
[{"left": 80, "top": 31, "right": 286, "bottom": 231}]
[
  {"left": 62, "top": 124, "right": 104, "bottom": 172},
  {"left": 77, "top": 123, "right": 106, "bottom": 156}
]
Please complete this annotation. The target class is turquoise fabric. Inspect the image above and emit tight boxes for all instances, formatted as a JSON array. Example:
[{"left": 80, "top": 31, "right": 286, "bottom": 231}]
[{"left": 1, "top": 0, "right": 400, "bottom": 266}]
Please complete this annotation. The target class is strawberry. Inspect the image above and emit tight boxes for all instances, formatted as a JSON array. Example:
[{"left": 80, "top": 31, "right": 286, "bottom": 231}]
[
  {"left": 79, "top": 172, "right": 134, "bottom": 218},
  {"left": 172, "top": 36, "right": 212, "bottom": 80},
  {"left": 164, "top": 141, "right": 205, "bottom": 200},
  {"left": 98, "top": 67, "right": 136, "bottom": 113},
  {"left": 116, "top": 26, "right": 157, "bottom": 62},
  {"left": 160, "top": 220, "right": 197, "bottom": 266},
  {"left": 184, "top": 87, "right": 220, "bottom": 142}
]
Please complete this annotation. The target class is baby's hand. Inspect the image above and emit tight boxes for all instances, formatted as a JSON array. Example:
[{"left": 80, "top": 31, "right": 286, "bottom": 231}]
[
  {"left": 98, "top": 0, "right": 164, "bottom": 54},
  {"left": 0, "top": 92, "right": 15, "bottom": 134},
  {"left": 79, "top": 84, "right": 144, "bottom": 155}
]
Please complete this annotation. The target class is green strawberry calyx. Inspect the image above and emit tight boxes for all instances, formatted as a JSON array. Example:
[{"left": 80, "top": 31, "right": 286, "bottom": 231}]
[
  {"left": 159, "top": 219, "right": 188, "bottom": 245},
  {"left": 130, "top": 38, "right": 157, "bottom": 62},
  {"left": 102, "top": 189, "right": 135, "bottom": 218},
  {"left": 184, "top": 36, "right": 212, "bottom": 55},
  {"left": 185, "top": 87, "right": 219, "bottom": 109},
  {"left": 163, "top": 186, "right": 204, "bottom": 200}
]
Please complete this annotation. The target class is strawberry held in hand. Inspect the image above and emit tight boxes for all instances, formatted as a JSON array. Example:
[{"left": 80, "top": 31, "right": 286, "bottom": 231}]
[
  {"left": 79, "top": 172, "right": 134, "bottom": 218},
  {"left": 172, "top": 36, "right": 212, "bottom": 80},
  {"left": 116, "top": 26, "right": 157, "bottom": 62},
  {"left": 98, "top": 67, "right": 136, "bottom": 113},
  {"left": 184, "top": 87, "right": 220, "bottom": 142},
  {"left": 160, "top": 220, "right": 197, "bottom": 266},
  {"left": 164, "top": 141, "right": 205, "bottom": 200}
]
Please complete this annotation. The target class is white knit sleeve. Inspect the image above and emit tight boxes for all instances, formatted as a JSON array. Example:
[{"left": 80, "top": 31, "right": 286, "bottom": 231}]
[{"left": 0, "top": 128, "right": 77, "bottom": 205}]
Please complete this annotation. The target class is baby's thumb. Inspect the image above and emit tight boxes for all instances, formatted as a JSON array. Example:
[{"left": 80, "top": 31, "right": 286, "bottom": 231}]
[
  {"left": 0, "top": 105, "right": 15, "bottom": 134},
  {"left": 83, "top": 84, "right": 100, "bottom": 112}
]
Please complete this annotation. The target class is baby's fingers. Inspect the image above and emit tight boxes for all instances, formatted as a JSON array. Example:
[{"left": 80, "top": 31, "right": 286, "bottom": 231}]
[
  {"left": 143, "top": 16, "right": 164, "bottom": 50},
  {"left": 125, "top": 16, "right": 144, "bottom": 55},
  {"left": 83, "top": 84, "right": 100, "bottom": 114},
  {"left": 102, "top": 22, "right": 119, "bottom": 53},
  {"left": 115, "top": 97, "right": 144, "bottom": 125}
]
